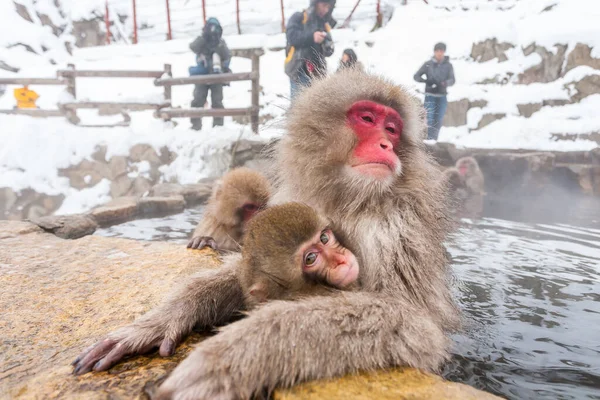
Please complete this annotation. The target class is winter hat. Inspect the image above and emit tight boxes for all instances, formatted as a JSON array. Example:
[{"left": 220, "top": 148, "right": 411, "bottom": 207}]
[
  {"left": 203, "top": 17, "right": 223, "bottom": 38},
  {"left": 310, "top": 0, "right": 336, "bottom": 6},
  {"left": 434, "top": 42, "right": 446, "bottom": 52}
]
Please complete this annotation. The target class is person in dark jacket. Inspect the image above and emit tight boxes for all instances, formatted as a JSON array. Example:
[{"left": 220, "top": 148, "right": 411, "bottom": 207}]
[
  {"left": 414, "top": 42, "right": 455, "bottom": 140},
  {"left": 188, "top": 17, "right": 231, "bottom": 131},
  {"left": 285, "top": 0, "right": 336, "bottom": 99}
]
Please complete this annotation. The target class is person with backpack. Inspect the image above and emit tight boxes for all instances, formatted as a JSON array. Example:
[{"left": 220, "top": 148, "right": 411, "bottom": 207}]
[
  {"left": 285, "top": 0, "right": 336, "bottom": 100},
  {"left": 189, "top": 17, "right": 231, "bottom": 131},
  {"left": 413, "top": 42, "right": 455, "bottom": 141}
]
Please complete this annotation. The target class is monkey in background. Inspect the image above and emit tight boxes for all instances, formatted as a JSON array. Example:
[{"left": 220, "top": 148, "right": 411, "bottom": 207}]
[
  {"left": 238, "top": 202, "right": 359, "bottom": 308},
  {"left": 187, "top": 167, "right": 270, "bottom": 252},
  {"left": 73, "top": 69, "right": 458, "bottom": 400},
  {"left": 456, "top": 156, "right": 485, "bottom": 195},
  {"left": 444, "top": 156, "right": 485, "bottom": 215}
]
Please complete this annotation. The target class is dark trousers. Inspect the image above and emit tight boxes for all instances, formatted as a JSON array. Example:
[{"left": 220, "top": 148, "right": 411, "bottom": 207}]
[
  {"left": 424, "top": 94, "right": 448, "bottom": 140},
  {"left": 191, "top": 83, "right": 224, "bottom": 130}
]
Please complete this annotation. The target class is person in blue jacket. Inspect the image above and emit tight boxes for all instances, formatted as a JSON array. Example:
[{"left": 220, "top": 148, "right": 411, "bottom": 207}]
[{"left": 189, "top": 18, "right": 231, "bottom": 131}]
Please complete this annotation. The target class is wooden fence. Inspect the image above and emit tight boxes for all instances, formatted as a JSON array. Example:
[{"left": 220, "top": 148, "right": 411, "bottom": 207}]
[
  {"left": 108, "top": 0, "right": 385, "bottom": 43},
  {"left": 0, "top": 48, "right": 262, "bottom": 132}
]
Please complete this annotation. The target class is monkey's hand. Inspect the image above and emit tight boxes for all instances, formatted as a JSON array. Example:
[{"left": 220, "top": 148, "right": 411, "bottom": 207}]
[
  {"left": 187, "top": 235, "right": 218, "bottom": 250},
  {"left": 72, "top": 312, "right": 184, "bottom": 375},
  {"left": 73, "top": 259, "right": 244, "bottom": 376},
  {"left": 155, "top": 292, "right": 450, "bottom": 399}
]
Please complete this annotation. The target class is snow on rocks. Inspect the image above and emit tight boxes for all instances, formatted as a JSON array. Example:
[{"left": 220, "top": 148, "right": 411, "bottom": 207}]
[{"left": 0, "top": 0, "right": 599, "bottom": 218}]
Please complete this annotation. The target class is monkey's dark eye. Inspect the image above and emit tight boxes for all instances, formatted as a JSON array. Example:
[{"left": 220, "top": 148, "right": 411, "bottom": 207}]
[
  {"left": 320, "top": 232, "right": 329, "bottom": 244},
  {"left": 386, "top": 126, "right": 396, "bottom": 134},
  {"left": 360, "top": 114, "right": 375, "bottom": 124},
  {"left": 305, "top": 252, "right": 317, "bottom": 266}
]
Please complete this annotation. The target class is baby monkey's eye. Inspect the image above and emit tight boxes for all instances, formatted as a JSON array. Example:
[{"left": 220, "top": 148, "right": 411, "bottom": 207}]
[
  {"left": 305, "top": 252, "right": 317, "bottom": 266},
  {"left": 320, "top": 231, "right": 329, "bottom": 244}
]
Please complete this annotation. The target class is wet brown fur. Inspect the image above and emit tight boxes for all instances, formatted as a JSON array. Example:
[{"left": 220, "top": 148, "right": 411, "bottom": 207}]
[
  {"left": 238, "top": 203, "right": 343, "bottom": 308},
  {"left": 189, "top": 167, "right": 270, "bottom": 251},
  {"left": 73, "top": 69, "right": 460, "bottom": 399}
]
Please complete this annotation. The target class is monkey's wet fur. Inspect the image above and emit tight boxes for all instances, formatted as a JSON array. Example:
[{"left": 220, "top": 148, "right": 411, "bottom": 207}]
[
  {"left": 239, "top": 202, "right": 360, "bottom": 309},
  {"left": 73, "top": 68, "right": 459, "bottom": 400},
  {"left": 187, "top": 167, "right": 270, "bottom": 252}
]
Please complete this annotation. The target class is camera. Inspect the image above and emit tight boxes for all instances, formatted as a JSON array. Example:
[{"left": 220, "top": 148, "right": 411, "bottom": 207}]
[{"left": 322, "top": 32, "right": 334, "bottom": 55}]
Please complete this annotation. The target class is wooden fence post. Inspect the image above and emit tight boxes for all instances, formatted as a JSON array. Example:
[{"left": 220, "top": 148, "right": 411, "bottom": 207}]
[
  {"left": 280, "top": 0, "right": 286, "bottom": 32},
  {"left": 64, "top": 64, "right": 77, "bottom": 98},
  {"left": 166, "top": 0, "right": 173, "bottom": 40},
  {"left": 132, "top": 0, "right": 138, "bottom": 44},
  {"left": 163, "top": 64, "right": 172, "bottom": 105},
  {"left": 372, "top": 0, "right": 383, "bottom": 31},
  {"left": 202, "top": 0, "right": 207, "bottom": 24},
  {"left": 342, "top": 0, "right": 362, "bottom": 28},
  {"left": 62, "top": 64, "right": 79, "bottom": 124},
  {"left": 251, "top": 52, "right": 260, "bottom": 134},
  {"left": 104, "top": 0, "right": 111, "bottom": 44},
  {"left": 236, "top": 0, "right": 241, "bottom": 34}
]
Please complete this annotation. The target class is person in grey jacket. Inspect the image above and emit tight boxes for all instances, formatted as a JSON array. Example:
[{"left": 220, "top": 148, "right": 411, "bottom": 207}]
[{"left": 414, "top": 42, "right": 455, "bottom": 140}]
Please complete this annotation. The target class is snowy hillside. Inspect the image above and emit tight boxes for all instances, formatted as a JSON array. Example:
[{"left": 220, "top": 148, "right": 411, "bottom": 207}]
[{"left": 0, "top": 0, "right": 599, "bottom": 219}]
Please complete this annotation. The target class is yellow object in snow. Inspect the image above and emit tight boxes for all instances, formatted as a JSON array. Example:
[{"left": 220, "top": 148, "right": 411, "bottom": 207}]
[{"left": 14, "top": 86, "right": 39, "bottom": 109}]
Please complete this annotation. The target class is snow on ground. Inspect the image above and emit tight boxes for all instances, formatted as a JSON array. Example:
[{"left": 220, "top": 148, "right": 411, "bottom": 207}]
[
  {"left": 442, "top": 94, "right": 600, "bottom": 151},
  {"left": 0, "top": 0, "right": 599, "bottom": 214}
]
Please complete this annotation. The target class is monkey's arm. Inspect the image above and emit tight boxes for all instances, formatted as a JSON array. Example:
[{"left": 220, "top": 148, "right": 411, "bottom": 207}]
[
  {"left": 188, "top": 216, "right": 220, "bottom": 250},
  {"left": 72, "top": 255, "right": 244, "bottom": 375},
  {"left": 156, "top": 292, "right": 449, "bottom": 399},
  {"left": 188, "top": 217, "right": 239, "bottom": 251}
]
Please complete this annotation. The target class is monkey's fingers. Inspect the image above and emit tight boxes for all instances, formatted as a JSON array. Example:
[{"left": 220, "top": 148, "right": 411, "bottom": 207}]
[
  {"left": 92, "top": 342, "right": 132, "bottom": 372},
  {"left": 199, "top": 237, "right": 218, "bottom": 250},
  {"left": 187, "top": 236, "right": 204, "bottom": 249},
  {"left": 71, "top": 343, "right": 97, "bottom": 366},
  {"left": 187, "top": 236, "right": 218, "bottom": 250},
  {"left": 159, "top": 338, "right": 177, "bottom": 357},
  {"left": 72, "top": 339, "right": 118, "bottom": 375},
  {"left": 187, "top": 236, "right": 199, "bottom": 248}
]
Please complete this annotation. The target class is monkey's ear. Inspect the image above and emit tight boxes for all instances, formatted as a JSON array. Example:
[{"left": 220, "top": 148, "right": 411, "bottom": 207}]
[{"left": 249, "top": 282, "right": 268, "bottom": 303}]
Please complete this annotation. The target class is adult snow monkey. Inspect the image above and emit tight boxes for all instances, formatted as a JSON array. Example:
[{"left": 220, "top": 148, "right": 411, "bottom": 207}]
[{"left": 73, "top": 69, "right": 459, "bottom": 400}]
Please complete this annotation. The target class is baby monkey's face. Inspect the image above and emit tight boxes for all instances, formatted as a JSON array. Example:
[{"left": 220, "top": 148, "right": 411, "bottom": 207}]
[{"left": 297, "top": 228, "right": 359, "bottom": 289}]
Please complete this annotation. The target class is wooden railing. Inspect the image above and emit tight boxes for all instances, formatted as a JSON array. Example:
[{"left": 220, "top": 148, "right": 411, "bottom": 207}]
[
  {"left": 0, "top": 48, "right": 263, "bottom": 132},
  {"left": 154, "top": 48, "right": 263, "bottom": 133}
]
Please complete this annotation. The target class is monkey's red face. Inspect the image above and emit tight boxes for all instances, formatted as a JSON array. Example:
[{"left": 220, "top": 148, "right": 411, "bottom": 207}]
[
  {"left": 457, "top": 161, "right": 472, "bottom": 176},
  {"left": 346, "top": 101, "right": 403, "bottom": 180},
  {"left": 299, "top": 229, "right": 359, "bottom": 289}
]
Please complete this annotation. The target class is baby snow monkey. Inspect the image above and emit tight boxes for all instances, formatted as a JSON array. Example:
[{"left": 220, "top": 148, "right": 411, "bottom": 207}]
[{"left": 238, "top": 202, "right": 360, "bottom": 308}]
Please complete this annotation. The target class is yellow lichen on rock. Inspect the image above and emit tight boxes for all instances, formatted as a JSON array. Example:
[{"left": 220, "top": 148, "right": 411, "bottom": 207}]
[
  {"left": 276, "top": 368, "right": 500, "bottom": 400},
  {"left": 0, "top": 221, "right": 219, "bottom": 399},
  {"left": 0, "top": 221, "right": 499, "bottom": 400}
]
